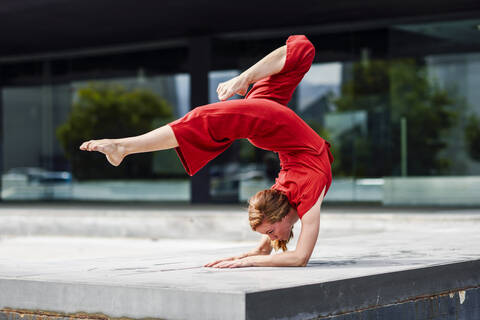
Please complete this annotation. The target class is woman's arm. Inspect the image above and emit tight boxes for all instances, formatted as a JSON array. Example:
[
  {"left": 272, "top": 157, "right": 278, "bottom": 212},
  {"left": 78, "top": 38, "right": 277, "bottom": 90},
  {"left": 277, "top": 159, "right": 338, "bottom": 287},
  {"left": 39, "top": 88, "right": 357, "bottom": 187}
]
[
  {"left": 204, "top": 235, "right": 272, "bottom": 267},
  {"left": 249, "top": 199, "right": 321, "bottom": 267},
  {"left": 241, "top": 45, "right": 287, "bottom": 85},
  {"left": 216, "top": 45, "right": 287, "bottom": 101},
  {"left": 253, "top": 234, "right": 274, "bottom": 255},
  {"left": 213, "top": 187, "right": 325, "bottom": 268}
]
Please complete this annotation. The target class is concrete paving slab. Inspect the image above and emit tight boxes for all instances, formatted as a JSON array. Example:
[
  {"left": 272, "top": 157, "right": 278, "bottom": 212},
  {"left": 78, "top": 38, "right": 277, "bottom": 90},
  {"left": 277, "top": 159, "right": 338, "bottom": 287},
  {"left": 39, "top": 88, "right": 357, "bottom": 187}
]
[{"left": 0, "top": 207, "right": 479, "bottom": 319}]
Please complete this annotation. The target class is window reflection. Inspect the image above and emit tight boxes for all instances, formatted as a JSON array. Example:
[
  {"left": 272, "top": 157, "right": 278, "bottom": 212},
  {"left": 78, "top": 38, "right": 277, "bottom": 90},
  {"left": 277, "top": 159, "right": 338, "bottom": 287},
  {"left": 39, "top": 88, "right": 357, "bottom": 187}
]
[
  {"left": 297, "top": 51, "right": 480, "bottom": 202},
  {"left": 2, "top": 73, "right": 191, "bottom": 201},
  {"left": 2, "top": 18, "right": 480, "bottom": 205}
]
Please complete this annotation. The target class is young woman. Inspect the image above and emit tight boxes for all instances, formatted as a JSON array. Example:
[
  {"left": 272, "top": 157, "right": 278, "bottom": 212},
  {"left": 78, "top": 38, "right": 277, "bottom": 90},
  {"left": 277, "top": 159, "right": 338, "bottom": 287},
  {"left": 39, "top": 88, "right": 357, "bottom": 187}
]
[{"left": 80, "top": 35, "right": 334, "bottom": 268}]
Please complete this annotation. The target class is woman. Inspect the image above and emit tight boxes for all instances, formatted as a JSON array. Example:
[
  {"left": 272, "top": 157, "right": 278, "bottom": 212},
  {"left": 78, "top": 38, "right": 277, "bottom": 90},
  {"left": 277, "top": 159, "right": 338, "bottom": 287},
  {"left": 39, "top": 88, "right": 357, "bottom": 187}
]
[{"left": 80, "top": 35, "right": 334, "bottom": 268}]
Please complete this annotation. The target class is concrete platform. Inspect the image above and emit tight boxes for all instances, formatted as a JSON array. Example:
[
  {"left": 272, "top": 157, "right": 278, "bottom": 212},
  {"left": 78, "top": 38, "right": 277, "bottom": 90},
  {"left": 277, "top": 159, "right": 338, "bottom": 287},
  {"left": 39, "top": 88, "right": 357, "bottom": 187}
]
[{"left": 0, "top": 206, "right": 479, "bottom": 319}]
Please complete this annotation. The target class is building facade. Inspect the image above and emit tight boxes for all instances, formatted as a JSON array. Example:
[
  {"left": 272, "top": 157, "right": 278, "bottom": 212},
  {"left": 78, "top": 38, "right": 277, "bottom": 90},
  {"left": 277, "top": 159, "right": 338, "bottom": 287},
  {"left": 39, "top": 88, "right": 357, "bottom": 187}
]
[{"left": 1, "top": 1, "right": 480, "bottom": 205}]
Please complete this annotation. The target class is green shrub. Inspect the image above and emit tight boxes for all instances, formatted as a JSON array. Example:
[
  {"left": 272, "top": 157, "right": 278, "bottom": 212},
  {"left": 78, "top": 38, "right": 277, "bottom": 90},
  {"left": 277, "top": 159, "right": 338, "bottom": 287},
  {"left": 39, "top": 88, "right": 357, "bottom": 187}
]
[{"left": 56, "top": 82, "right": 173, "bottom": 180}]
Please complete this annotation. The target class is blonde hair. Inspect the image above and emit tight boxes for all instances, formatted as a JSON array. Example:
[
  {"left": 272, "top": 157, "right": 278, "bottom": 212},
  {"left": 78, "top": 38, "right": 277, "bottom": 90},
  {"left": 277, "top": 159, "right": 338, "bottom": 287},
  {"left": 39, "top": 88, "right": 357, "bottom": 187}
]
[{"left": 248, "top": 189, "right": 293, "bottom": 252}]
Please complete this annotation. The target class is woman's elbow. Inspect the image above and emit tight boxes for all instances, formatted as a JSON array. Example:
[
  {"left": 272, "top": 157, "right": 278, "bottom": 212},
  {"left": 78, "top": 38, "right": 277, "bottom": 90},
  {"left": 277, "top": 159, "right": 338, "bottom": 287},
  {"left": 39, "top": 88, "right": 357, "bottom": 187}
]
[{"left": 295, "top": 255, "right": 310, "bottom": 267}]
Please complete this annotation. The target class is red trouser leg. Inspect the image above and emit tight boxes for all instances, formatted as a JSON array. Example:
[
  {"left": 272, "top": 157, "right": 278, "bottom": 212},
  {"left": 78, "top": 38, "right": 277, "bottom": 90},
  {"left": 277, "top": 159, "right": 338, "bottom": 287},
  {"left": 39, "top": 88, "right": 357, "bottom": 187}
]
[{"left": 167, "top": 99, "right": 272, "bottom": 176}]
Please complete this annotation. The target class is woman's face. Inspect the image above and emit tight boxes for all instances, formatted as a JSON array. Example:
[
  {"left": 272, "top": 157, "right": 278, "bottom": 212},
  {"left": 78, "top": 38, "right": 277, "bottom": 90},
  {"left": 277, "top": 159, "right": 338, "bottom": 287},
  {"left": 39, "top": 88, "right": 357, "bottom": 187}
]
[{"left": 255, "top": 214, "right": 293, "bottom": 241}]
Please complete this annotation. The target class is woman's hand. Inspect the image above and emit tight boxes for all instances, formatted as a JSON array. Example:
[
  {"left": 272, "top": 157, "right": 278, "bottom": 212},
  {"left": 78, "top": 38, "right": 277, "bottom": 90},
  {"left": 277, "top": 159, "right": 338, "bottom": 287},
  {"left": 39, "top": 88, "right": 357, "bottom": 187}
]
[
  {"left": 205, "top": 236, "right": 272, "bottom": 268},
  {"left": 204, "top": 254, "right": 242, "bottom": 268},
  {"left": 204, "top": 249, "right": 266, "bottom": 268},
  {"left": 206, "top": 256, "right": 254, "bottom": 269},
  {"left": 216, "top": 75, "right": 250, "bottom": 101},
  {"left": 216, "top": 44, "right": 286, "bottom": 102}
]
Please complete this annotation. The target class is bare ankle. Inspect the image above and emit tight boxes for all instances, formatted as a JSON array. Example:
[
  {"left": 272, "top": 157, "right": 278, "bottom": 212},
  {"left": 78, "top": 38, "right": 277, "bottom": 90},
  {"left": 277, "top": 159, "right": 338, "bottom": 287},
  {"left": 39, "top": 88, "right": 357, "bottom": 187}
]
[{"left": 112, "top": 139, "right": 128, "bottom": 158}]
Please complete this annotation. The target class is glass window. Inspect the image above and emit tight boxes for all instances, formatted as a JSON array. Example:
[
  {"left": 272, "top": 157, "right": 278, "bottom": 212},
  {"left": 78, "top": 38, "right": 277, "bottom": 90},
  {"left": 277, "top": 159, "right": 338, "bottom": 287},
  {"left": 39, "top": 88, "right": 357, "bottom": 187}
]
[
  {"left": 297, "top": 19, "right": 480, "bottom": 203},
  {"left": 3, "top": 19, "right": 480, "bottom": 205},
  {"left": 2, "top": 69, "right": 191, "bottom": 201}
]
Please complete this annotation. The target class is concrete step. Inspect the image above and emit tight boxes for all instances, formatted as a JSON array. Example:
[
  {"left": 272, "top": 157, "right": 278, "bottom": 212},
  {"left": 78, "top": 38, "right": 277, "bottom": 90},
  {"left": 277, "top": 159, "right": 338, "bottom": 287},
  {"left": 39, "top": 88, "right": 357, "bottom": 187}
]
[{"left": 0, "top": 206, "right": 479, "bottom": 320}]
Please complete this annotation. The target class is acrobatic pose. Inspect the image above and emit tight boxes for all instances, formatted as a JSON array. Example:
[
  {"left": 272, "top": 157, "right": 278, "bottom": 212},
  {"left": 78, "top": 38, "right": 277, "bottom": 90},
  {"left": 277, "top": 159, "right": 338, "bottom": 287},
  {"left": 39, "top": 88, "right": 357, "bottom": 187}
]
[{"left": 80, "top": 35, "right": 333, "bottom": 268}]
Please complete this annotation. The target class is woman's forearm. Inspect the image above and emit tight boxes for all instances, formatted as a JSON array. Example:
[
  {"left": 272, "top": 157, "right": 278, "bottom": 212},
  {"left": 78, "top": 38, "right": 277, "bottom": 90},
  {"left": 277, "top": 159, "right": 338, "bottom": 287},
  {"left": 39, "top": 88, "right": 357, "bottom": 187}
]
[
  {"left": 243, "top": 235, "right": 273, "bottom": 258},
  {"left": 240, "top": 45, "right": 287, "bottom": 85},
  {"left": 216, "top": 45, "right": 286, "bottom": 101},
  {"left": 249, "top": 250, "right": 307, "bottom": 267},
  {"left": 255, "top": 235, "right": 273, "bottom": 254}
]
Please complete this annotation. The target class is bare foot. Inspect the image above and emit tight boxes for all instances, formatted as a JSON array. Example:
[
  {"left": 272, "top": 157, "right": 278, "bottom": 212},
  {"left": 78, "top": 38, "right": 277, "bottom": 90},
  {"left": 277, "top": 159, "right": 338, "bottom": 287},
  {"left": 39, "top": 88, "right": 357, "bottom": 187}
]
[{"left": 79, "top": 139, "right": 126, "bottom": 166}]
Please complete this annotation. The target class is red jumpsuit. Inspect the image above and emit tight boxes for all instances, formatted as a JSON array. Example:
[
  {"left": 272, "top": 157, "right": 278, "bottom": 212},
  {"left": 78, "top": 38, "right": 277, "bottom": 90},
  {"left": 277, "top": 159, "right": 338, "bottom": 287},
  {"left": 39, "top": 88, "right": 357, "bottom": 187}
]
[{"left": 168, "top": 35, "right": 333, "bottom": 219}]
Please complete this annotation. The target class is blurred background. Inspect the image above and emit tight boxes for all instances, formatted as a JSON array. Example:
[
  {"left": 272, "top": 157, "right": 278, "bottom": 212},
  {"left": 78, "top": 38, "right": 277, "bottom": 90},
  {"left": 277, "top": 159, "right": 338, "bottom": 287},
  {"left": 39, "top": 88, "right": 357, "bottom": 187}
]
[{"left": 1, "top": 0, "right": 479, "bottom": 206}]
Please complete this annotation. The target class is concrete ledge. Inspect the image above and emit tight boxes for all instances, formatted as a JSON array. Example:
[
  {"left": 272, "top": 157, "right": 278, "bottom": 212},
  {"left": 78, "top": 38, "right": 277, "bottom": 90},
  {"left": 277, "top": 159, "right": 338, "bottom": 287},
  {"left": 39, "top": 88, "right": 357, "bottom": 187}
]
[
  {"left": 0, "top": 280, "right": 245, "bottom": 320},
  {"left": 4, "top": 289, "right": 477, "bottom": 320},
  {"left": 1, "top": 208, "right": 479, "bottom": 319},
  {"left": 317, "top": 286, "right": 480, "bottom": 319},
  {"left": 1, "top": 260, "right": 479, "bottom": 320},
  {"left": 246, "top": 260, "right": 480, "bottom": 320}
]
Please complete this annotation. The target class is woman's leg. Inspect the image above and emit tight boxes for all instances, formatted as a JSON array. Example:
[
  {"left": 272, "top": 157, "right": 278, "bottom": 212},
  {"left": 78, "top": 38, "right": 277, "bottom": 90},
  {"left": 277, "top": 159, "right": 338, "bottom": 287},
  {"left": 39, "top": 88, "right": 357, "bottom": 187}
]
[
  {"left": 79, "top": 98, "right": 263, "bottom": 171},
  {"left": 79, "top": 125, "right": 178, "bottom": 166}
]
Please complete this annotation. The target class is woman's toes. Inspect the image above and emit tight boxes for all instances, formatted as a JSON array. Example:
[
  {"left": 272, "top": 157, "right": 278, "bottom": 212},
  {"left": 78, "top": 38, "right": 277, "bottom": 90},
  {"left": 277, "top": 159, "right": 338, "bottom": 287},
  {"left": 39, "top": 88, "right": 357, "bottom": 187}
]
[{"left": 83, "top": 141, "right": 92, "bottom": 151}]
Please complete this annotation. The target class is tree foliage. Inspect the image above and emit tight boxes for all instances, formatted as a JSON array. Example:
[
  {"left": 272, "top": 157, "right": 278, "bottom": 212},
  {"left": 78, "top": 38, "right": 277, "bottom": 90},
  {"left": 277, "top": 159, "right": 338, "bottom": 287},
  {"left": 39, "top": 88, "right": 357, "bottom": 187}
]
[
  {"left": 333, "top": 59, "right": 458, "bottom": 177},
  {"left": 56, "top": 82, "right": 173, "bottom": 180}
]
